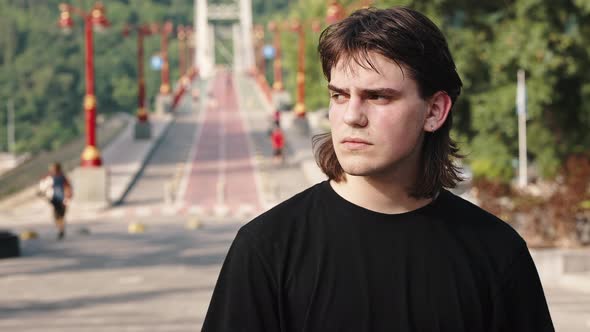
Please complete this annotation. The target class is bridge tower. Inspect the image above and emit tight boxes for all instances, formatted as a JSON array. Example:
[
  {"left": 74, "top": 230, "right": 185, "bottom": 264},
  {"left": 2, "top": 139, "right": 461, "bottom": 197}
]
[{"left": 194, "top": 0, "right": 255, "bottom": 78}]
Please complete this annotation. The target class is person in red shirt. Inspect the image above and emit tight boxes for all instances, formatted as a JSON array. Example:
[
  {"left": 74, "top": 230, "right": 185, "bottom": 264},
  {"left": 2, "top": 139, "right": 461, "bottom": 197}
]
[{"left": 270, "top": 123, "right": 285, "bottom": 165}]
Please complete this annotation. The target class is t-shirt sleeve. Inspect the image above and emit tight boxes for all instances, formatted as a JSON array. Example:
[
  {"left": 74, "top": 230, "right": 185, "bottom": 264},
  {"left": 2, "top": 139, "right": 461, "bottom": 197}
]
[
  {"left": 490, "top": 246, "right": 555, "bottom": 331},
  {"left": 201, "top": 228, "right": 280, "bottom": 332}
]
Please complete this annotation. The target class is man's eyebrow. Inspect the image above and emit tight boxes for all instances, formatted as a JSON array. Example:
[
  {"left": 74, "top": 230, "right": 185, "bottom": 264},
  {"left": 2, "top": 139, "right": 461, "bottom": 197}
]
[
  {"left": 327, "top": 84, "right": 401, "bottom": 96},
  {"left": 361, "top": 88, "right": 401, "bottom": 96},
  {"left": 327, "top": 84, "right": 347, "bottom": 93}
]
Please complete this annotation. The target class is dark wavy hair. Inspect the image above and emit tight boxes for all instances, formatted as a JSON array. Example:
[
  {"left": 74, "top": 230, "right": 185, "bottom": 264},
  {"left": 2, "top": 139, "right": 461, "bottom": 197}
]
[{"left": 315, "top": 6, "right": 464, "bottom": 198}]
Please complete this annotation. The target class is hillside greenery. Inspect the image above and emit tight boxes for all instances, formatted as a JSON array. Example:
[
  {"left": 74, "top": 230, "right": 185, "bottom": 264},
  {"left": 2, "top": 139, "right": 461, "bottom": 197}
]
[
  {"left": 1, "top": 0, "right": 589, "bottom": 188},
  {"left": 267, "top": 0, "right": 590, "bottom": 185}
]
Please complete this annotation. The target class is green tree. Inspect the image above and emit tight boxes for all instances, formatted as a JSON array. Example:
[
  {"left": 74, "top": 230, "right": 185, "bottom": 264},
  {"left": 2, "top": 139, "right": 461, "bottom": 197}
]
[
  {"left": 0, "top": 0, "right": 194, "bottom": 153},
  {"left": 375, "top": 0, "right": 590, "bottom": 182}
]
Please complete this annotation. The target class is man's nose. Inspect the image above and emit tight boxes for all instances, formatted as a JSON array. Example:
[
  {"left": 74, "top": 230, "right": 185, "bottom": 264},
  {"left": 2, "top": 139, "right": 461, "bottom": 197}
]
[{"left": 343, "top": 96, "right": 368, "bottom": 127}]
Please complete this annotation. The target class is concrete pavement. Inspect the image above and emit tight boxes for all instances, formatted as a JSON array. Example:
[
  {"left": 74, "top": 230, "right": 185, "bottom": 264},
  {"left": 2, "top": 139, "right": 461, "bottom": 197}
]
[{"left": 0, "top": 216, "right": 240, "bottom": 331}]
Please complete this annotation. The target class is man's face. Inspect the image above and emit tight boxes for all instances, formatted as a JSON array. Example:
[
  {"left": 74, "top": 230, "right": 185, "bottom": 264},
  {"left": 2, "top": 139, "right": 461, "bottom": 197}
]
[{"left": 328, "top": 52, "right": 429, "bottom": 180}]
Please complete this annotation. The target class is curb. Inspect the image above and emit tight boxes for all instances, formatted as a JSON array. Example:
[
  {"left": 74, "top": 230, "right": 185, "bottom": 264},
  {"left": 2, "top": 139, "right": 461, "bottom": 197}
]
[
  {"left": 558, "top": 273, "right": 590, "bottom": 293},
  {"left": 113, "top": 115, "right": 175, "bottom": 206}
]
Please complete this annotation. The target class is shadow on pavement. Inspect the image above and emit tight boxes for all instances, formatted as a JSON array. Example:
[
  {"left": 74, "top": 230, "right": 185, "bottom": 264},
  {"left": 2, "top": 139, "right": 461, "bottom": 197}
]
[{"left": 0, "top": 221, "right": 241, "bottom": 278}]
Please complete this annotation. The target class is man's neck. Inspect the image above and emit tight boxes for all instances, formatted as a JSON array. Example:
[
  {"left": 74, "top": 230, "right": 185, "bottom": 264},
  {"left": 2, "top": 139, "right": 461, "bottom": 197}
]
[{"left": 330, "top": 175, "right": 433, "bottom": 215}]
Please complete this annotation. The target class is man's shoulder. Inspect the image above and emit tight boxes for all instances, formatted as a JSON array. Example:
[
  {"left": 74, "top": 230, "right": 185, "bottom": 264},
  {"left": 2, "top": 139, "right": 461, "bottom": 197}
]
[
  {"left": 439, "top": 190, "right": 527, "bottom": 252},
  {"left": 239, "top": 182, "right": 326, "bottom": 246}
]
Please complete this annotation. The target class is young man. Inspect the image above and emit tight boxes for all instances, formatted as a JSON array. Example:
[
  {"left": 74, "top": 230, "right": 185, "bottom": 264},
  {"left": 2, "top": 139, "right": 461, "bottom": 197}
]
[
  {"left": 203, "top": 7, "right": 554, "bottom": 331},
  {"left": 39, "top": 162, "right": 73, "bottom": 240}
]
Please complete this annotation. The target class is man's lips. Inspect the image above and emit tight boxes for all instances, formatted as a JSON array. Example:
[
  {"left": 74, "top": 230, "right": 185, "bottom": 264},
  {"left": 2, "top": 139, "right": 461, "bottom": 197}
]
[
  {"left": 341, "top": 137, "right": 372, "bottom": 149},
  {"left": 341, "top": 137, "right": 371, "bottom": 144}
]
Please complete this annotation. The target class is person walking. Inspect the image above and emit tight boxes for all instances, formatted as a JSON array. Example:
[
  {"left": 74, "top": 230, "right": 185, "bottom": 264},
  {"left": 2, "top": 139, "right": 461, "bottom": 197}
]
[
  {"left": 39, "top": 162, "right": 72, "bottom": 240},
  {"left": 202, "top": 7, "right": 554, "bottom": 331},
  {"left": 270, "top": 123, "right": 285, "bottom": 165}
]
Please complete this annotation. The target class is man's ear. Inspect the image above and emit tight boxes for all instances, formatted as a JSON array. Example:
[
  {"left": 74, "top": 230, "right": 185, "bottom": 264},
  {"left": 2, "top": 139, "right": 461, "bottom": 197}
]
[{"left": 423, "top": 91, "right": 452, "bottom": 132}]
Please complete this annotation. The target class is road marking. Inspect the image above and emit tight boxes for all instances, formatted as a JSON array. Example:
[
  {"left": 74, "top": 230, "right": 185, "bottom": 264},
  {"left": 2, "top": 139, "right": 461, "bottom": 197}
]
[
  {"left": 135, "top": 207, "right": 151, "bottom": 217},
  {"left": 107, "top": 209, "right": 126, "bottom": 219},
  {"left": 176, "top": 80, "right": 211, "bottom": 206},
  {"left": 188, "top": 205, "right": 203, "bottom": 216},
  {"left": 236, "top": 204, "right": 255, "bottom": 219},
  {"left": 217, "top": 102, "right": 227, "bottom": 208},
  {"left": 233, "top": 73, "right": 267, "bottom": 209},
  {"left": 161, "top": 205, "right": 179, "bottom": 216},
  {"left": 214, "top": 204, "right": 229, "bottom": 218}
]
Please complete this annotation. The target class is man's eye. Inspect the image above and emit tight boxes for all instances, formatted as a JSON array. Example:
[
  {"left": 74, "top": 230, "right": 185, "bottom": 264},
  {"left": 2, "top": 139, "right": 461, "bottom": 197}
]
[
  {"left": 368, "top": 95, "right": 391, "bottom": 104},
  {"left": 330, "top": 93, "right": 347, "bottom": 103}
]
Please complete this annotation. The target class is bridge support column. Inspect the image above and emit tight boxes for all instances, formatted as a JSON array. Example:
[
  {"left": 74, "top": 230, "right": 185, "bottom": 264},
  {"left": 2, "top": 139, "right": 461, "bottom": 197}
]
[
  {"left": 209, "top": 24, "right": 216, "bottom": 72},
  {"left": 239, "top": 0, "right": 255, "bottom": 73},
  {"left": 196, "top": 0, "right": 213, "bottom": 78},
  {"left": 232, "top": 23, "right": 243, "bottom": 74}
]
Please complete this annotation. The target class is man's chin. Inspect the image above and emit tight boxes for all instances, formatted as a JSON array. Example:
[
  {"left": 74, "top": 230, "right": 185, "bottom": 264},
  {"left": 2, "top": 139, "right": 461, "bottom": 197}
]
[{"left": 340, "top": 164, "right": 379, "bottom": 177}]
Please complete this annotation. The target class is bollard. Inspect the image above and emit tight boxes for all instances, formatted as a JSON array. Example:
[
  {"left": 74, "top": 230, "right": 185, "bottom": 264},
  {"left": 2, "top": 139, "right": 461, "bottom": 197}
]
[
  {"left": 20, "top": 230, "right": 39, "bottom": 240},
  {"left": 186, "top": 216, "right": 202, "bottom": 230},
  {"left": 0, "top": 231, "right": 20, "bottom": 259},
  {"left": 216, "top": 179, "right": 226, "bottom": 206},
  {"left": 128, "top": 222, "right": 146, "bottom": 234}
]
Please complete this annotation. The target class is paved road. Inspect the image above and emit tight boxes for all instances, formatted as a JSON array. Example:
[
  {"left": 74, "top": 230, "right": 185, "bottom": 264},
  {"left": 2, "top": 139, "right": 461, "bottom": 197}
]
[
  {"left": 120, "top": 99, "right": 200, "bottom": 218},
  {"left": 180, "top": 70, "right": 262, "bottom": 218},
  {"left": 1, "top": 218, "right": 590, "bottom": 331},
  {"left": 117, "top": 70, "right": 289, "bottom": 221},
  {"left": 0, "top": 217, "right": 238, "bottom": 331},
  {"left": 545, "top": 286, "right": 590, "bottom": 331}
]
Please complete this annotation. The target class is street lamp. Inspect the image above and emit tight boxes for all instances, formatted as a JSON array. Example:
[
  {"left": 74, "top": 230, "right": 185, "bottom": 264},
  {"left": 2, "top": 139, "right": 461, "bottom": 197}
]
[
  {"left": 171, "top": 27, "right": 200, "bottom": 111},
  {"left": 291, "top": 20, "right": 305, "bottom": 117},
  {"left": 177, "top": 25, "right": 187, "bottom": 76},
  {"left": 152, "top": 21, "right": 174, "bottom": 115},
  {"left": 326, "top": 0, "right": 374, "bottom": 25},
  {"left": 251, "top": 24, "right": 274, "bottom": 102},
  {"left": 123, "top": 23, "right": 155, "bottom": 139},
  {"left": 290, "top": 19, "right": 322, "bottom": 118},
  {"left": 326, "top": 0, "right": 346, "bottom": 25},
  {"left": 186, "top": 27, "right": 195, "bottom": 70},
  {"left": 170, "top": 25, "right": 199, "bottom": 111},
  {"left": 267, "top": 21, "right": 284, "bottom": 92},
  {"left": 58, "top": 2, "right": 109, "bottom": 167},
  {"left": 154, "top": 21, "right": 174, "bottom": 96}
]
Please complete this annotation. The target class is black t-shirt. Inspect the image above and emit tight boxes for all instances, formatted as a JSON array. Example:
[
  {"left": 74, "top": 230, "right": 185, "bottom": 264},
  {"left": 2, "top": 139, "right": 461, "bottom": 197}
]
[{"left": 202, "top": 181, "right": 554, "bottom": 332}]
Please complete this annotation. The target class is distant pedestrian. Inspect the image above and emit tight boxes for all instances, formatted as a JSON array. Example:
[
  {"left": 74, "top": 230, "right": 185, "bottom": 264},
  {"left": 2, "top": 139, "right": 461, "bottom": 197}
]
[
  {"left": 38, "top": 162, "right": 72, "bottom": 240},
  {"left": 273, "top": 109, "right": 281, "bottom": 127},
  {"left": 270, "top": 123, "right": 285, "bottom": 165}
]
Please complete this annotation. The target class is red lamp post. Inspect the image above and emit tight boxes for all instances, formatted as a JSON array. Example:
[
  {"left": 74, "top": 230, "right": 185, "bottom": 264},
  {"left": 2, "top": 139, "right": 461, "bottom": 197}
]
[
  {"left": 291, "top": 20, "right": 305, "bottom": 117},
  {"left": 267, "top": 21, "right": 284, "bottom": 92},
  {"left": 290, "top": 19, "right": 322, "bottom": 118},
  {"left": 253, "top": 24, "right": 265, "bottom": 77},
  {"left": 58, "top": 2, "right": 109, "bottom": 167},
  {"left": 152, "top": 21, "right": 174, "bottom": 96},
  {"left": 123, "top": 24, "right": 154, "bottom": 123},
  {"left": 186, "top": 27, "right": 195, "bottom": 69},
  {"left": 177, "top": 25, "right": 187, "bottom": 76},
  {"left": 326, "top": 0, "right": 374, "bottom": 25},
  {"left": 326, "top": 0, "right": 347, "bottom": 25}
]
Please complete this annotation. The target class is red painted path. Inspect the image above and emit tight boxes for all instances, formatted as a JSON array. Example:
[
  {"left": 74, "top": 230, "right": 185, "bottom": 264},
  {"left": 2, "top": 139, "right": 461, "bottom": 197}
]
[{"left": 181, "top": 71, "right": 261, "bottom": 217}]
